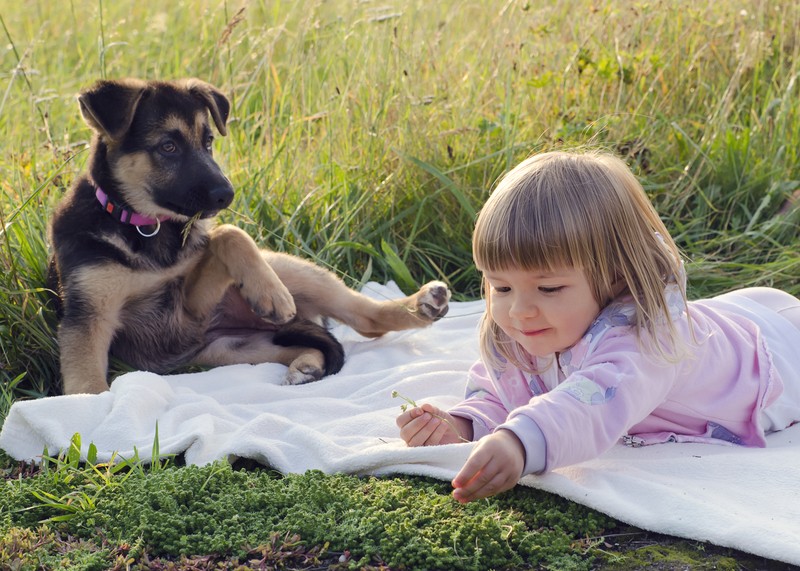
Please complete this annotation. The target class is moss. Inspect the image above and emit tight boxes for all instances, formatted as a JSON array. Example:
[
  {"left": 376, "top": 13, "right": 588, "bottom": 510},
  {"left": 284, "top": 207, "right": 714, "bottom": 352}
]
[
  {"left": 597, "top": 537, "right": 782, "bottom": 571},
  {"left": 1, "top": 462, "right": 614, "bottom": 570},
  {"left": 1, "top": 461, "right": 789, "bottom": 570},
  {"left": 603, "top": 542, "right": 729, "bottom": 569}
]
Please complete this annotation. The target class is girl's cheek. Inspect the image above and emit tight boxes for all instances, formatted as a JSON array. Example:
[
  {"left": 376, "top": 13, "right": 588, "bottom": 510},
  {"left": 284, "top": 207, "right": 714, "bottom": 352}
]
[{"left": 489, "top": 296, "right": 510, "bottom": 326}]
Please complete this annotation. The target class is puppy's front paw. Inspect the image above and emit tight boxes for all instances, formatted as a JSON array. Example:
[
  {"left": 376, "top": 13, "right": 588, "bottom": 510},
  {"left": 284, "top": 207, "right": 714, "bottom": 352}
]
[
  {"left": 241, "top": 280, "right": 297, "bottom": 324},
  {"left": 416, "top": 280, "right": 451, "bottom": 321}
]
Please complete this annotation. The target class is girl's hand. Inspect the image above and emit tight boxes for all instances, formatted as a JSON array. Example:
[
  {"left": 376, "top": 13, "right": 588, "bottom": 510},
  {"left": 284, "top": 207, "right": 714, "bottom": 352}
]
[
  {"left": 396, "top": 403, "right": 472, "bottom": 447},
  {"left": 451, "top": 429, "right": 525, "bottom": 503}
]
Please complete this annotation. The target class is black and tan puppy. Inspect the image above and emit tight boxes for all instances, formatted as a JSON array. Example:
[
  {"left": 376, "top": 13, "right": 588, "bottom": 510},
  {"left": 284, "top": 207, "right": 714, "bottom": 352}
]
[{"left": 48, "top": 78, "right": 450, "bottom": 395}]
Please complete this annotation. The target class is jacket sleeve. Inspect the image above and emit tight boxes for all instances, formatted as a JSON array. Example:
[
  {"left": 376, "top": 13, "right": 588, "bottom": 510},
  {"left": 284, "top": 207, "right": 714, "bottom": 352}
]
[
  {"left": 506, "top": 333, "right": 678, "bottom": 471},
  {"left": 447, "top": 360, "right": 513, "bottom": 440}
]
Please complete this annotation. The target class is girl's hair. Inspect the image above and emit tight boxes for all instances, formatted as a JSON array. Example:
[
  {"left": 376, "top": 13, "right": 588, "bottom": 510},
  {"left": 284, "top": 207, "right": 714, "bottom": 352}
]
[{"left": 474, "top": 150, "right": 686, "bottom": 372}]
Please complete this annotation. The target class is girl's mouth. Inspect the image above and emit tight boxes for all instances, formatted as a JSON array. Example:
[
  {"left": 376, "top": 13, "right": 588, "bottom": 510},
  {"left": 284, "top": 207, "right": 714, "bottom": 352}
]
[{"left": 521, "top": 328, "right": 549, "bottom": 337}]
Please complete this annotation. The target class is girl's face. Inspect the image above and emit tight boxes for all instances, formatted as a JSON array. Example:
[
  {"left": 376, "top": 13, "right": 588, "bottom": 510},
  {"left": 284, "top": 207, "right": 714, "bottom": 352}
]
[{"left": 484, "top": 266, "right": 601, "bottom": 357}]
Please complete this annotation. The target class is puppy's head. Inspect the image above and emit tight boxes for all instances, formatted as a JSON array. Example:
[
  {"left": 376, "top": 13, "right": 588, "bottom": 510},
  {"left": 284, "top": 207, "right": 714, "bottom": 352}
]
[{"left": 78, "top": 78, "right": 235, "bottom": 221}]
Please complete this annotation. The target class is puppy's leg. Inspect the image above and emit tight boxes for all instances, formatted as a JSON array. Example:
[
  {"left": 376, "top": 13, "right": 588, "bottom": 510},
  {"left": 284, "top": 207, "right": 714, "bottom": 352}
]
[
  {"left": 326, "top": 279, "right": 451, "bottom": 337},
  {"left": 192, "top": 335, "right": 326, "bottom": 385},
  {"left": 59, "top": 320, "right": 119, "bottom": 394},
  {"left": 59, "top": 267, "right": 126, "bottom": 394},
  {"left": 184, "top": 224, "right": 296, "bottom": 324},
  {"left": 264, "top": 252, "right": 451, "bottom": 337}
]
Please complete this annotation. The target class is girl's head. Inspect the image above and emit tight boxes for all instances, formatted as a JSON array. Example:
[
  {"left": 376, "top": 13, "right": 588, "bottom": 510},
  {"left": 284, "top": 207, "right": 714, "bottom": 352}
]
[{"left": 474, "top": 150, "right": 684, "bottom": 370}]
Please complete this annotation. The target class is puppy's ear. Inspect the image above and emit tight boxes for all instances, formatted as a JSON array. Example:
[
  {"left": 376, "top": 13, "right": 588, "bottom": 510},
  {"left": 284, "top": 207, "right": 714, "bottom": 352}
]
[
  {"left": 78, "top": 79, "right": 147, "bottom": 141},
  {"left": 184, "top": 79, "right": 230, "bottom": 136}
]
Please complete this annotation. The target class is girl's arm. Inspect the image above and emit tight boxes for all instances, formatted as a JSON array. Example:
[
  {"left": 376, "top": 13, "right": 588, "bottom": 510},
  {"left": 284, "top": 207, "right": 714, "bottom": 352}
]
[
  {"left": 447, "top": 361, "right": 516, "bottom": 440},
  {"left": 507, "top": 336, "right": 677, "bottom": 471},
  {"left": 396, "top": 360, "right": 514, "bottom": 447}
]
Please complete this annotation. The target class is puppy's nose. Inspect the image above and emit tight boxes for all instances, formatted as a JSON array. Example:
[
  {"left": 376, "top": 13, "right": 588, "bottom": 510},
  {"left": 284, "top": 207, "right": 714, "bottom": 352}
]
[{"left": 209, "top": 185, "right": 234, "bottom": 209}]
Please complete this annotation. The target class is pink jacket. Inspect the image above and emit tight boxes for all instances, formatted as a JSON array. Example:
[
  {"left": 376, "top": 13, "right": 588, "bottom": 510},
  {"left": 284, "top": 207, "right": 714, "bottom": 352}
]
[{"left": 449, "top": 285, "right": 798, "bottom": 474}]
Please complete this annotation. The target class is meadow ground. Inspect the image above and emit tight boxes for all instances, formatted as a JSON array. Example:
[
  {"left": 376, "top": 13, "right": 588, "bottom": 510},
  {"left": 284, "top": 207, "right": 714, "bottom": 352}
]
[{"left": 0, "top": 1, "right": 798, "bottom": 569}]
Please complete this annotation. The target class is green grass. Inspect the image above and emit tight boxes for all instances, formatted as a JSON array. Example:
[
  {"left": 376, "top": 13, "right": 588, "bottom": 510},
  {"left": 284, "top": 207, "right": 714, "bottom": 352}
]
[{"left": 0, "top": 0, "right": 798, "bottom": 568}]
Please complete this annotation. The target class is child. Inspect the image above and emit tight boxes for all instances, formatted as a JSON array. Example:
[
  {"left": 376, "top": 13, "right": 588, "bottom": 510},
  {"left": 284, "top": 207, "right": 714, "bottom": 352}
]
[{"left": 396, "top": 150, "right": 800, "bottom": 504}]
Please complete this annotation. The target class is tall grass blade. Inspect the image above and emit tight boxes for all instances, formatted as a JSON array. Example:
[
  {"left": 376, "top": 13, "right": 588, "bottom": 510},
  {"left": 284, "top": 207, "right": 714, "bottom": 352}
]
[{"left": 397, "top": 152, "right": 477, "bottom": 219}]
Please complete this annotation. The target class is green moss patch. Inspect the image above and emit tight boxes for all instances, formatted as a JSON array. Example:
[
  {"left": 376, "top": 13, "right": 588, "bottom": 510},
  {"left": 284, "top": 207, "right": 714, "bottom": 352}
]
[
  {"left": 1, "top": 455, "right": 792, "bottom": 570},
  {"left": 1, "top": 461, "right": 615, "bottom": 570}
]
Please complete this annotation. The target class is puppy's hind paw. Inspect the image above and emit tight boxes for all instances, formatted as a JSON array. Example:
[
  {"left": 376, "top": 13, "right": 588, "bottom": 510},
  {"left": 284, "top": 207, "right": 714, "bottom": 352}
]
[
  {"left": 284, "top": 352, "right": 326, "bottom": 385},
  {"left": 416, "top": 280, "right": 451, "bottom": 321},
  {"left": 285, "top": 368, "right": 321, "bottom": 386}
]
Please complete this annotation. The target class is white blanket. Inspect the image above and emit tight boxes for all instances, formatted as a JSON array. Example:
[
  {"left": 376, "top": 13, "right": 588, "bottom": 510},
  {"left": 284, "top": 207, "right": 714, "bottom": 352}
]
[{"left": 2, "top": 283, "right": 799, "bottom": 565}]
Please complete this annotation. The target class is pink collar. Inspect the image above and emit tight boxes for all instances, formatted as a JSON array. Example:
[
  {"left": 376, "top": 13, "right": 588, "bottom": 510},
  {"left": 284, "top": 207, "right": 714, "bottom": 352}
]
[{"left": 94, "top": 186, "right": 170, "bottom": 228}]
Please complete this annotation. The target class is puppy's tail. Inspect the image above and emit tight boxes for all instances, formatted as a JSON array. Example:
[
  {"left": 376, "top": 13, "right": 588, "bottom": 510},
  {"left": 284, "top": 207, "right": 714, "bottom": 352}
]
[{"left": 272, "top": 319, "right": 345, "bottom": 376}]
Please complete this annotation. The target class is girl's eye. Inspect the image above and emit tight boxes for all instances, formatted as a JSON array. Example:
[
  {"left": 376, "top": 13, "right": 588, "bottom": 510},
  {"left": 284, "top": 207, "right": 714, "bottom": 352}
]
[
  {"left": 539, "top": 286, "right": 565, "bottom": 294},
  {"left": 492, "top": 285, "right": 511, "bottom": 294}
]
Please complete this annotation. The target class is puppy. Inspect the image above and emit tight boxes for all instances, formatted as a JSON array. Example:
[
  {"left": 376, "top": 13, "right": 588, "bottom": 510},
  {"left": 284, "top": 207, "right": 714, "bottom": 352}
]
[{"left": 47, "top": 78, "right": 450, "bottom": 395}]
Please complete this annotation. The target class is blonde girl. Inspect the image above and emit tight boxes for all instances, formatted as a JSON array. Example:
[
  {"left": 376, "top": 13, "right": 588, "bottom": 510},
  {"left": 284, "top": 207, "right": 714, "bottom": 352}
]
[{"left": 397, "top": 150, "right": 800, "bottom": 503}]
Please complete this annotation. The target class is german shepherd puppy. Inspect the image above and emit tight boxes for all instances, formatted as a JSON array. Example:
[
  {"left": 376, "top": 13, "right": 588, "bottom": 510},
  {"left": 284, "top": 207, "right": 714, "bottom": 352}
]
[{"left": 48, "top": 78, "right": 450, "bottom": 395}]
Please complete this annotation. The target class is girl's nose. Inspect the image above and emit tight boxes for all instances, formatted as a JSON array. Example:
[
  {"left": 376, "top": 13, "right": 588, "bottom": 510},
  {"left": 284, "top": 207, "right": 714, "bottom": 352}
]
[{"left": 509, "top": 296, "right": 539, "bottom": 320}]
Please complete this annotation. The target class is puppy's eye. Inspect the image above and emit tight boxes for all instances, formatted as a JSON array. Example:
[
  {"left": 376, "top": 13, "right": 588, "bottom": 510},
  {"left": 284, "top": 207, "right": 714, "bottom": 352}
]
[
  {"left": 204, "top": 135, "right": 214, "bottom": 151},
  {"left": 160, "top": 141, "right": 178, "bottom": 154}
]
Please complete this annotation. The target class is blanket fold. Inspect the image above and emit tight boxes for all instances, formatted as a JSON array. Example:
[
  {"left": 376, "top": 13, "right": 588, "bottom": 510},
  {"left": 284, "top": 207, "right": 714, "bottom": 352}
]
[{"left": 1, "top": 283, "right": 798, "bottom": 565}]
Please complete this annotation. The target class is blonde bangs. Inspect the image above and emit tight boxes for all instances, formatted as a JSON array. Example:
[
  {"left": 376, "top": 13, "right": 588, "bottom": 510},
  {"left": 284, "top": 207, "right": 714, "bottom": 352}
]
[{"left": 472, "top": 155, "right": 596, "bottom": 275}]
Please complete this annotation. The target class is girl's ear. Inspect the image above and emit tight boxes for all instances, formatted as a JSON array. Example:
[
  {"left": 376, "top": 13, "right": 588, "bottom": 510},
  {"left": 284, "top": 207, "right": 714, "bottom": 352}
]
[{"left": 610, "top": 277, "right": 628, "bottom": 298}]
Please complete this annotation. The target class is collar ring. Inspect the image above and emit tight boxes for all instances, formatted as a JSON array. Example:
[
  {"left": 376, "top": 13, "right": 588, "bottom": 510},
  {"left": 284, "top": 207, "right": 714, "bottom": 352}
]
[{"left": 136, "top": 220, "right": 161, "bottom": 238}]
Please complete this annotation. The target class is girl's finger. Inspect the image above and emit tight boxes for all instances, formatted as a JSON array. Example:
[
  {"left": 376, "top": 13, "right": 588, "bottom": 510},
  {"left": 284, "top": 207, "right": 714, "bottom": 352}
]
[
  {"left": 395, "top": 412, "right": 410, "bottom": 429},
  {"left": 419, "top": 402, "right": 441, "bottom": 415},
  {"left": 395, "top": 406, "right": 422, "bottom": 429},
  {"left": 453, "top": 454, "right": 509, "bottom": 501},
  {"left": 452, "top": 445, "right": 491, "bottom": 488},
  {"left": 453, "top": 468, "right": 508, "bottom": 503},
  {"left": 427, "top": 414, "right": 456, "bottom": 445},
  {"left": 400, "top": 411, "right": 443, "bottom": 446}
]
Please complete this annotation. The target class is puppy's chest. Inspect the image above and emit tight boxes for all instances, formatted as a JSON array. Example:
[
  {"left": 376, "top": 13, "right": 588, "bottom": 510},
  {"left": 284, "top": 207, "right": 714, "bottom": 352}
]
[
  {"left": 100, "top": 223, "right": 208, "bottom": 272},
  {"left": 90, "top": 228, "right": 208, "bottom": 306}
]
